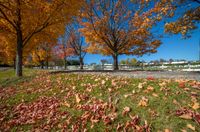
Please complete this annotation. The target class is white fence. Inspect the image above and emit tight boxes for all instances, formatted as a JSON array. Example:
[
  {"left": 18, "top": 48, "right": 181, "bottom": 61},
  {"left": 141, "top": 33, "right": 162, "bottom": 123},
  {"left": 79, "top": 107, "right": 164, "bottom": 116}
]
[{"left": 33, "top": 64, "right": 200, "bottom": 71}]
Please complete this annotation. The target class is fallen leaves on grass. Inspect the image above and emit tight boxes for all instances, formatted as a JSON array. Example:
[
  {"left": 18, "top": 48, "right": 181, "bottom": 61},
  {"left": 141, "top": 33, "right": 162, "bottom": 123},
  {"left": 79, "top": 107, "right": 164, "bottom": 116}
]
[
  {"left": 179, "top": 114, "right": 192, "bottom": 120},
  {"left": 0, "top": 87, "right": 16, "bottom": 100},
  {"left": 152, "top": 93, "right": 158, "bottom": 97},
  {"left": 191, "top": 97, "right": 200, "bottom": 110},
  {"left": 75, "top": 94, "right": 81, "bottom": 103},
  {"left": 187, "top": 124, "right": 195, "bottom": 131},
  {"left": 1, "top": 73, "right": 200, "bottom": 131},
  {"left": 175, "top": 107, "right": 200, "bottom": 125},
  {"left": 101, "top": 80, "right": 106, "bottom": 85},
  {"left": 178, "top": 82, "right": 186, "bottom": 88},
  {"left": 124, "top": 115, "right": 151, "bottom": 132},
  {"left": 3, "top": 97, "right": 65, "bottom": 131},
  {"left": 122, "top": 107, "right": 131, "bottom": 116},
  {"left": 138, "top": 83, "right": 143, "bottom": 89},
  {"left": 164, "top": 128, "right": 172, "bottom": 132},
  {"left": 147, "top": 76, "right": 155, "bottom": 81},
  {"left": 144, "top": 86, "right": 154, "bottom": 93},
  {"left": 138, "top": 97, "right": 148, "bottom": 107},
  {"left": 192, "top": 102, "right": 200, "bottom": 110}
]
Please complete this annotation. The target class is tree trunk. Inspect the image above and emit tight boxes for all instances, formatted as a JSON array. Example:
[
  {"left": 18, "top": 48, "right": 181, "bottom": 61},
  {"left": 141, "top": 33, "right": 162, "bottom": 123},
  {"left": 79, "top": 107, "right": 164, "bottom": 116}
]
[
  {"left": 41, "top": 61, "right": 44, "bottom": 69},
  {"left": 113, "top": 53, "right": 119, "bottom": 70},
  {"left": 16, "top": 31, "right": 23, "bottom": 77},
  {"left": 46, "top": 60, "right": 49, "bottom": 69},
  {"left": 13, "top": 58, "right": 16, "bottom": 70},
  {"left": 80, "top": 57, "right": 83, "bottom": 70},
  {"left": 64, "top": 58, "right": 67, "bottom": 70}
]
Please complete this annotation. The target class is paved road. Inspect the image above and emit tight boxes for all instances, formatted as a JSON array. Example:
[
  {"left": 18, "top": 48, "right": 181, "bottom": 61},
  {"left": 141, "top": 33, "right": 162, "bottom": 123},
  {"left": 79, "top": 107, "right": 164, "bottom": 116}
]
[
  {"left": 57, "top": 70, "right": 200, "bottom": 81},
  {"left": 0, "top": 67, "right": 10, "bottom": 71},
  {"left": 109, "top": 71, "right": 200, "bottom": 80}
]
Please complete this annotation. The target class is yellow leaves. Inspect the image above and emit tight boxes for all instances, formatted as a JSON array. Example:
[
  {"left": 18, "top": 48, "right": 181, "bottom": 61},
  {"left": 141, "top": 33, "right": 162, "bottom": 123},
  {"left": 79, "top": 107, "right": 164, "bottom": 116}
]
[
  {"left": 179, "top": 114, "right": 192, "bottom": 120},
  {"left": 191, "top": 97, "right": 200, "bottom": 110},
  {"left": 111, "top": 80, "right": 117, "bottom": 86},
  {"left": 122, "top": 107, "right": 131, "bottom": 116},
  {"left": 101, "top": 80, "right": 106, "bottom": 85},
  {"left": 150, "top": 40, "right": 161, "bottom": 47},
  {"left": 116, "top": 123, "right": 124, "bottom": 131},
  {"left": 180, "top": 129, "right": 187, "bottom": 132},
  {"left": 164, "top": 129, "right": 172, "bottom": 132},
  {"left": 192, "top": 102, "right": 200, "bottom": 110},
  {"left": 164, "top": 6, "right": 199, "bottom": 37},
  {"left": 152, "top": 93, "right": 158, "bottom": 97},
  {"left": 124, "top": 94, "right": 132, "bottom": 98},
  {"left": 140, "top": 0, "right": 150, "bottom": 4},
  {"left": 1, "top": 0, "right": 82, "bottom": 64},
  {"left": 159, "top": 81, "right": 167, "bottom": 87},
  {"left": 138, "top": 97, "right": 148, "bottom": 107},
  {"left": 145, "top": 86, "right": 154, "bottom": 92},
  {"left": 107, "top": 112, "right": 118, "bottom": 121},
  {"left": 138, "top": 83, "right": 143, "bottom": 89},
  {"left": 62, "top": 101, "right": 71, "bottom": 107},
  {"left": 75, "top": 94, "right": 81, "bottom": 103},
  {"left": 144, "top": 85, "right": 155, "bottom": 94},
  {"left": 79, "top": 0, "right": 163, "bottom": 56},
  {"left": 187, "top": 124, "right": 195, "bottom": 131}
]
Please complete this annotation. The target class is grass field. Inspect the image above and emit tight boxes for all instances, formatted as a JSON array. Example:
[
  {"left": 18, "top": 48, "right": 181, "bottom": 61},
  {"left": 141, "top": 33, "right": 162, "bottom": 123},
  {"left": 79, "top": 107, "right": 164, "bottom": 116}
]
[{"left": 0, "top": 69, "right": 199, "bottom": 131}]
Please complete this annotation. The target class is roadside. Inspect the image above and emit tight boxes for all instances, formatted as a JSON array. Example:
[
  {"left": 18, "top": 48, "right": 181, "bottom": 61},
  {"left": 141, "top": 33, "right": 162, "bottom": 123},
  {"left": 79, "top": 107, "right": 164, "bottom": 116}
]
[{"left": 53, "top": 70, "right": 200, "bottom": 81}]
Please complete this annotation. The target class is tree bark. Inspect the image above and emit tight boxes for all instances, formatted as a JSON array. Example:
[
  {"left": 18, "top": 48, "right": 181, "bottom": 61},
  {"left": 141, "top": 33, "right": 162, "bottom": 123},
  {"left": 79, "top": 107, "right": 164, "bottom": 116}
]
[
  {"left": 13, "top": 58, "right": 16, "bottom": 70},
  {"left": 113, "top": 53, "right": 119, "bottom": 70},
  {"left": 16, "top": 30, "right": 23, "bottom": 77},
  {"left": 64, "top": 58, "right": 67, "bottom": 70},
  {"left": 46, "top": 59, "right": 49, "bottom": 69},
  {"left": 40, "top": 61, "right": 44, "bottom": 69},
  {"left": 80, "top": 57, "right": 83, "bottom": 70}
]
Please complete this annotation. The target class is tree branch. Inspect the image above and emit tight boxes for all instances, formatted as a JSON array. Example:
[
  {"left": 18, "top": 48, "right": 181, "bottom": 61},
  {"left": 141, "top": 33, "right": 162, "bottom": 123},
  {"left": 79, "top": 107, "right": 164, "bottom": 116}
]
[
  {"left": 0, "top": 8, "right": 17, "bottom": 30},
  {"left": 192, "top": 0, "right": 200, "bottom": 4}
]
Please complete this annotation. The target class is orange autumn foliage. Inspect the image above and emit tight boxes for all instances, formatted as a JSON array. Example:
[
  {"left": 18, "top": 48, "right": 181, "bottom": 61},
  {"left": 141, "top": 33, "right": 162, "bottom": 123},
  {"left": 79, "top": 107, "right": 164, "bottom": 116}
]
[
  {"left": 0, "top": 0, "right": 82, "bottom": 76},
  {"left": 79, "top": 0, "right": 174, "bottom": 70}
]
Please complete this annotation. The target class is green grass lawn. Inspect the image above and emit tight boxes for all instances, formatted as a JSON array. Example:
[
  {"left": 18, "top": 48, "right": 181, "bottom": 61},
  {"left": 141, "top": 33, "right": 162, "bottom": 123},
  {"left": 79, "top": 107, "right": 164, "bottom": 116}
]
[
  {"left": 0, "top": 69, "right": 199, "bottom": 131},
  {"left": 0, "top": 68, "right": 48, "bottom": 87}
]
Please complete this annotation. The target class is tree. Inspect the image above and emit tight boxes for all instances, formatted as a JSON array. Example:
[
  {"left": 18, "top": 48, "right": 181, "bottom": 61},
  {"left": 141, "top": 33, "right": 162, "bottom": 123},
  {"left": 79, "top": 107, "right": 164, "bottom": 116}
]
[
  {"left": 32, "top": 42, "right": 54, "bottom": 69},
  {"left": 56, "top": 33, "right": 73, "bottom": 70},
  {"left": 53, "top": 42, "right": 74, "bottom": 70},
  {"left": 101, "top": 59, "right": 109, "bottom": 70},
  {"left": 120, "top": 60, "right": 126, "bottom": 65},
  {"left": 0, "top": 34, "right": 16, "bottom": 66},
  {"left": 66, "top": 26, "right": 87, "bottom": 70},
  {"left": 79, "top": 0, "right": 173, "bottom": 70},
  {"left": 0, "top": 0, "right": 82, "bottom": 76},
  {"left": 160, "top": 58, "right": 166, "bottom": 64},
  {"left": 130, "top": 58, "right": 137, "bottom": 66},
  {"left": 67, "top": 59, "right": 80, "bottom": 65},
  {"left": 101, "top": 59, "right": 108, "bottom": 65},
  {"left": 119, "top": 58, "right": 137, "bottom": 65},
  {"left": 169, "top": 58, "right": 174, "bottom": 63},
  {"left": 164, "top": 0, "right": 200, "bottom": 38}
]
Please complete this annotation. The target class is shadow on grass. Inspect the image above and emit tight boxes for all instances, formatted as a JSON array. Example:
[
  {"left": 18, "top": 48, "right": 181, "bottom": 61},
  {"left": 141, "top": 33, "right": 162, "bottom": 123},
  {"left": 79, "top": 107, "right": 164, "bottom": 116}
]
[{"left": 0, "top": 76, "right": 34, "bottom": 87}]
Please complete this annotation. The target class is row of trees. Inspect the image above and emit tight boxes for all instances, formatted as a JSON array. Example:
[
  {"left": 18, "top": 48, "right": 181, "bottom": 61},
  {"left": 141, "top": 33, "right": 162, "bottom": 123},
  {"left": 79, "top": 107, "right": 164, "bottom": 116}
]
[
  {"left": 0, "top": 0, "right": 199, "bottom": 76},
  {"left": 120, "top": 58, "right": 138, "bottom": 66},
  {"left": 0, "top": 0, "right": 83, "bottom": 76},
  {"left": 0, "top": 24, "right": 88, "bottom": 70}
]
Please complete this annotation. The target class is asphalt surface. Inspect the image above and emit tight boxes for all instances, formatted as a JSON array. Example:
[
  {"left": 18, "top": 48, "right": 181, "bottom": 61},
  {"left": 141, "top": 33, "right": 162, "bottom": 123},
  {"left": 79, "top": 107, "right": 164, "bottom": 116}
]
[{"left": 54, "top": 70, "right": 200, "bottom": 81}]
